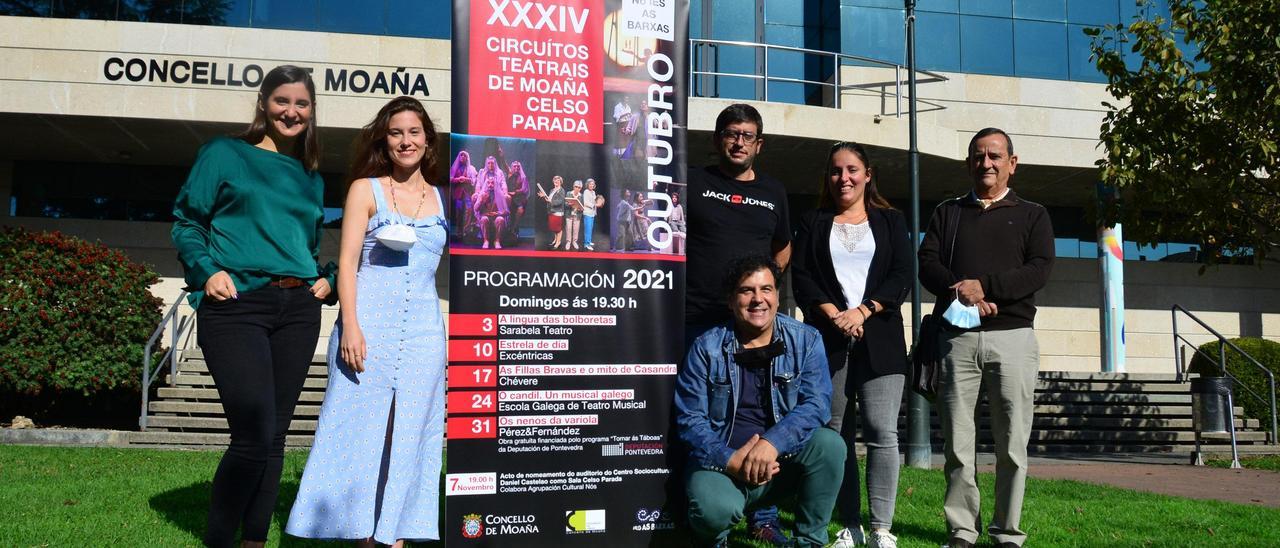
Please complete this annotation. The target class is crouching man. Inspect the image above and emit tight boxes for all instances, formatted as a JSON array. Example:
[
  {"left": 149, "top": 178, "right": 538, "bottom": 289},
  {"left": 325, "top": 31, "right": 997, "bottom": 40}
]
[{"left": 675, "top": 254, "right": 845, "bottom": 547}]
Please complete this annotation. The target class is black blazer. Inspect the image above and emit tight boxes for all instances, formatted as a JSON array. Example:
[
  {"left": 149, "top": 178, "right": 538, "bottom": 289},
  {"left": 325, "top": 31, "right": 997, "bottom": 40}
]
[{"left": 792, "top": 206, "right": 912, "bottom": 378}]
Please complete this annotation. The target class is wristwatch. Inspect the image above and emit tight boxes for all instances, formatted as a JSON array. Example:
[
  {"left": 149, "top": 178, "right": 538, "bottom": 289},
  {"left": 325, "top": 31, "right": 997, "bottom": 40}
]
[{"left": 860, "top": 298, "right": 877, "bottom": 314}]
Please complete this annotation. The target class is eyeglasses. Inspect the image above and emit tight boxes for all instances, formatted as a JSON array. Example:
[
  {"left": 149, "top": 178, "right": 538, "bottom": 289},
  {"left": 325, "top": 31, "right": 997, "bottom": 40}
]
[{"left": 719, "top": 130, "right": 760, "bottom": 144}]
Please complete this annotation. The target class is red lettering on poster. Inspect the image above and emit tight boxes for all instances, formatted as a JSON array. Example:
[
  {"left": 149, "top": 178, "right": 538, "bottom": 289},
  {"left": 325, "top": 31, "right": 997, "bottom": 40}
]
[{"left": 468, "top": 0, "right": 603, "bottom": 143}]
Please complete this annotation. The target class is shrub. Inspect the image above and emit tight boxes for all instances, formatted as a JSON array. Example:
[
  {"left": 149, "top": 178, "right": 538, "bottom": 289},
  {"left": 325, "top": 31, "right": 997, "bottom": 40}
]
[
  {"left": 1188, "top": 337, "right": 1280, "bottom": 432},
  {"left": 0, "top": 227, "right": 162, "bottom": 396}
]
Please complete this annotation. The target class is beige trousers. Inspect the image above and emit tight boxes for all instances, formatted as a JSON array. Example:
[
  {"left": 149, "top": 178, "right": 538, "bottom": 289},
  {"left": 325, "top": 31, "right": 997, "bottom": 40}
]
[{"left": 938, "top": 327, "right": 1039, "bottom": 546}]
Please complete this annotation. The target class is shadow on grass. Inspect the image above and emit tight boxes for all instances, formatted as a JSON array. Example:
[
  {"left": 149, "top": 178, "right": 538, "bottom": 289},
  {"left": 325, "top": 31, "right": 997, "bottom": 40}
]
[
  {"left": 148, "top": 480, "right": 210, "bottom": 541},
  {"left": 148, "top": 480, "right": 335, "bottom": 547},
  {"left": 889, "top": 520, "right": 949, "bottom": 547}
]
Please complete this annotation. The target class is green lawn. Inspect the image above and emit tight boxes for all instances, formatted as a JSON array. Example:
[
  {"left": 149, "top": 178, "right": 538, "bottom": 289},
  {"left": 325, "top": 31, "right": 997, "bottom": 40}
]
[
  {"left": 1, "top": 445, "right": 1277, "bottom": 547},
  {"left": 1208, "top": 454, "right": 1280, "bottom": 472}
]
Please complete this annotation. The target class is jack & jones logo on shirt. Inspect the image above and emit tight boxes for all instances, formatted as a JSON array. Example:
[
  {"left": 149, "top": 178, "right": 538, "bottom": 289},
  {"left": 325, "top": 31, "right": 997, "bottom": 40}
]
[{"left": 701, "top": 190, "right": 776, "bottom": 211}]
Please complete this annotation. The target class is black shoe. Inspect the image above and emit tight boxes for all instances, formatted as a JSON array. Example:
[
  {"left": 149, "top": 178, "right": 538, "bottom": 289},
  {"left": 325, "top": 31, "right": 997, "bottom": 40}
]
[
  {"left": 750, "top": 523, "right": 796, "bottom": 547},
  {"left": 941, "top": 539, "right": 974, "bottom": 548}
]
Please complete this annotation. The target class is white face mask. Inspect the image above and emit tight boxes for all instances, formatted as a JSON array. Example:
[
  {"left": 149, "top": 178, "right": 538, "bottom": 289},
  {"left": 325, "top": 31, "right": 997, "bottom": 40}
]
[
  {"left": 375, "top": 224, "right": 416, "bottom": 251},
  {"left": 942, "top": 297, "right": 982, "bottom": 329}
]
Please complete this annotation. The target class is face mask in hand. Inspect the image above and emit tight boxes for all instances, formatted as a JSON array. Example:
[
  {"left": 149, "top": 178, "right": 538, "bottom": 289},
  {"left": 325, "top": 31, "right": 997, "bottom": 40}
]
[{"left": 942, "top": 298, "right": 982, "bottom": 329}]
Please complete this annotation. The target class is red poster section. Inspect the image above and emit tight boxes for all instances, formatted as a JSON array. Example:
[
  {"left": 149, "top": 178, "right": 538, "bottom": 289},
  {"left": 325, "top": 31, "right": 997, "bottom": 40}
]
[{"left": 468, "top": 0, "right": 604, "bottom": 143}]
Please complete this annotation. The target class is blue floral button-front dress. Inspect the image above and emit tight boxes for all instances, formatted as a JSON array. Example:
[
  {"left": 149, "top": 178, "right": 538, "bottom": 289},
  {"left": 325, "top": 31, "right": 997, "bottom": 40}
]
[{"left": 287, "top": 180, "right": 447, "bottom": 543}]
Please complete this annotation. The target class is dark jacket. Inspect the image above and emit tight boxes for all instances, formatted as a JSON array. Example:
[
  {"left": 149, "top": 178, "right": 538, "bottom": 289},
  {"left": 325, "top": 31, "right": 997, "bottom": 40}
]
[
  {"left": 792, "top": 206, "right": 912, "bottom": 378},
  {"left": 918, "top": 189, "right": 1055, "bottom": 331}
]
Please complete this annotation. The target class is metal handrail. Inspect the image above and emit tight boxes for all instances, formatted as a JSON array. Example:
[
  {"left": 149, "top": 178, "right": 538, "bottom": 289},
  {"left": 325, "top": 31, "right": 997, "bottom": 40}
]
[
  {"left": 140, "top": 291, "right": 193, "bottom": 430},
  {"left": 1172, "top": 304, "right": 1278, "bottom": 444},
  {"left": 689, "top": 38, "right": 948, "bottom": 114}
]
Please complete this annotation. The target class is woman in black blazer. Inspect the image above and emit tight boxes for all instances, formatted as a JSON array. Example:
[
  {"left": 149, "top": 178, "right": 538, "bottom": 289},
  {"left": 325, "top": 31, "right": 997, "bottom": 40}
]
[{"left": 792, "top": 142, "right": 911, "bottom": 548}]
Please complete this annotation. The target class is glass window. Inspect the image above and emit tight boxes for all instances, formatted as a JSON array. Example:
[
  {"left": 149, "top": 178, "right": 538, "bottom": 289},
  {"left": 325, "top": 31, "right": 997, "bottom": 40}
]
[
  {"left": 1013, "top": 0, "right": 1064, "bottom": 21},
  {"left": 959, "top": 0, "right": 1011, "bottom": 18},
  {"left": 1014, "top": 19, "right": 1068, "bottom": 79},
  {"left": 707, "top": 0, "right": 758, "bottom": 100},
  {"left": 918, "top": 0, "right": 958, "bottom": 13},
  {"left": 386, "top": 0, "right": 449, "bottom": 38},
  {"left": 11, "top": 161, "right": 183, "bottom": 222},
  {"left": 1078, "top": 240, "right": 1099, "bottom": 258},
  {"left": 1067, "top": 0, "right": 1118, "bottom": 26},
  {"left": 706, "top": 42, "right": 759, "bottom": 101},
  {"left": 1122, "top": 240, "right": 1142, "bottom": 260},
  {"left": 50, "top": 1, "right": 119, "bottom": 19},
  {"left": 119, "top": 0, "right": 184, "bottom": 23},
  {"left": 252, "top": 0, "right": 318, "bottom": 31},
  {"left": 1119, "top": 0, "right": 1147, "bottom": 23},
  {"left": 185, "top": 0, "right": 251, "bottom": 26},
  {"left": 710, "top": 0, "right": 755, "bottom": 41},
  {"left": 1147, "top": 0, "right": 1172, "bottom": 22},
  {"left": 0, "top": 1, "right": 51, "bottom": 17},
  {"left": 690, "top": 0, "right": 702, "bottom": 39},
  {"left": 764, "top": 0, "right": 803, "bottom": 26},
  {"left": 1067, "top": 23, "right": 1106, "bottom": 82},
  {"left": 845, "top": 0, "right": 902, "bottom": 8},
  {"left": 318, "top": 0, "right": 383, "bottom": 35},
  {"left": 917, "top": 11, "right": 960, "bottom": 72},
  {"left": 764, "top": 23, "right": 806, "bottom": 104},
  {"left": 959, "top": 15, "right": 1013, "bottom": 75},
  {"left": 840, "top": 6, "right": 904, "bottom": 64}
]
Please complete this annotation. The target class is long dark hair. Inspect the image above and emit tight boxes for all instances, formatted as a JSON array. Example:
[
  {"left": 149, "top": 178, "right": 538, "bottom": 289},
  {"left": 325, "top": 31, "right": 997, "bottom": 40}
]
[
  {"left": 348, "top": 96, "right": 441, "bottom": 185},
  {"left": 818, "top": 141, "right": 894, "bottom": 211},
  {"left": 235, "top": 65, "right": 320, "bottom": 171}
]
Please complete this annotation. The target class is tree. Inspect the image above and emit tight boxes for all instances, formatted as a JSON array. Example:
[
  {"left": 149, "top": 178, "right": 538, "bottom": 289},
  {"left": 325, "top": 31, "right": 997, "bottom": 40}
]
[{"left": 1089, "top": 0, "right": 1279, "bottom": 264}]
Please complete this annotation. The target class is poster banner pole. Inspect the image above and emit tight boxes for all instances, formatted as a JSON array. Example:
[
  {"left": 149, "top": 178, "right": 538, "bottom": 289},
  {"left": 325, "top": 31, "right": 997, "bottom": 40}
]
[{"left": 445, "top": 1, "right": 689, "bottom": 545}]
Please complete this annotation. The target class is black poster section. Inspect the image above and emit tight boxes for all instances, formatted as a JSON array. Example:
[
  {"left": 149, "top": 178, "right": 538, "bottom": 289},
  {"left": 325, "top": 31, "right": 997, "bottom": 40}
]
[{"left": 446, "top": 1, "right": 689, "bottom": 545}]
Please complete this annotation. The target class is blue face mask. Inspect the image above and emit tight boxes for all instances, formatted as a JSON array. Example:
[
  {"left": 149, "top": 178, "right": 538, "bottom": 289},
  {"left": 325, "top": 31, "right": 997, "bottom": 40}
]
[{"left": 942, "top": 296, "right": 982, "bottom": 329}]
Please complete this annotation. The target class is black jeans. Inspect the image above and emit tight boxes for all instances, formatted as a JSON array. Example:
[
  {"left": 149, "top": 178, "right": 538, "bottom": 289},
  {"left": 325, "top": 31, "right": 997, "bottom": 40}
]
[{"left": 197, "top": 286, "right": 322, "bottom": 547}]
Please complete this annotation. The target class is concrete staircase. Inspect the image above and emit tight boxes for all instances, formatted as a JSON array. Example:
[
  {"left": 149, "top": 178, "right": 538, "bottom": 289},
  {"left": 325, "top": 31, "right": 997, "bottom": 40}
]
[
  {"left": 132, "top": 349, "right": 324, "bottom": 448},
  {"left": 134, "top": 353, "right": 1274, "bottom": 453},
  {"left": 901, "top": 371, "right": 1272, "bottom": 454}
]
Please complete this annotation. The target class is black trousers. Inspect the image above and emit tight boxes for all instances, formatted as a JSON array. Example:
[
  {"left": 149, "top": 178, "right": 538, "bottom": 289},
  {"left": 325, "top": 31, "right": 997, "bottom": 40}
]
[{"left": 197, "top": 286, "right": 322, "bottom": 547}]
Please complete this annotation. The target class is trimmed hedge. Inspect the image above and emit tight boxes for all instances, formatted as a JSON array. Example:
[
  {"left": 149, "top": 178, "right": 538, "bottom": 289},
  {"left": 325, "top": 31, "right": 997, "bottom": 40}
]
[
  {"left": 0, "top": 227, "right": 162, "bottom": 396},
  {"left": 1189, "top": 337, "right": 1280, "bottom": 431}
]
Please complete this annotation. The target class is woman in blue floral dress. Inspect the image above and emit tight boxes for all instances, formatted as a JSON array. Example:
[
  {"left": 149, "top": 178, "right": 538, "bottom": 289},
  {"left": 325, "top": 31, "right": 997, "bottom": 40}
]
[{"left": 287, "top": 96, "right": 446, "bottom": 546}]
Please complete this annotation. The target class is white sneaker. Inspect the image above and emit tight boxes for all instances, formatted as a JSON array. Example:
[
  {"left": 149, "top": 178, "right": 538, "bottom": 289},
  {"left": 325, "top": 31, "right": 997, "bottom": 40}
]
[
  {"left": 869, "top": 529, "right": 897, "bottom": 548},
  {"left": 828, "top": 526, "right": 865, "bottom": 547}
]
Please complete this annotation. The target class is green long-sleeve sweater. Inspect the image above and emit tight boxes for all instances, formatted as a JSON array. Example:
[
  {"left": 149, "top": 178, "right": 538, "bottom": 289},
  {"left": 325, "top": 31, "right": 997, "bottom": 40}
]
[{"left": 171, "top": 137, "right": 336, "bottom": 308}]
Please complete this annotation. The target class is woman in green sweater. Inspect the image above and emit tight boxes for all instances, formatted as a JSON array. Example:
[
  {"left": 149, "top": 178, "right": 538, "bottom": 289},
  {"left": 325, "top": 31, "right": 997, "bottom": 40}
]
[{"left": 171, "top": 65, "right": 335, "bottom": 548}]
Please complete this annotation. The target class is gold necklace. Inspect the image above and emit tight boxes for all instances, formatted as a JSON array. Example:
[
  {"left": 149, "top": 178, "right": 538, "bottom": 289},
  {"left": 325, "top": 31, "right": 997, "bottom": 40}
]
[{"left": 388, "top": 177, "right": 427, "bottom": 222}]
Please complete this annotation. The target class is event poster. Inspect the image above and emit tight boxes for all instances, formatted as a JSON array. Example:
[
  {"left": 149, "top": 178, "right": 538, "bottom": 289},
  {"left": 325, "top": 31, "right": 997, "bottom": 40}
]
[{"left": 446, "top": 0, "right": 689, "bottom": 545}]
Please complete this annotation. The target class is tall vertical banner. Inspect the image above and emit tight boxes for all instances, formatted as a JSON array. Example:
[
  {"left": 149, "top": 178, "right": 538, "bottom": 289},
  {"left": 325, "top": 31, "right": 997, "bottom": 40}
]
[{"left": 446, "top": 1, "right": 688, "bottom": 545}]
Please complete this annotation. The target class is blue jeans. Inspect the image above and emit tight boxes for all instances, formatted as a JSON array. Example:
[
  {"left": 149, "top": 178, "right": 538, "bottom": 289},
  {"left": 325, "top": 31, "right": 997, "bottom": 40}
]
[
  {"left": 583, "top": 214, "right": 595, "bottom": 246},
  {"left": 830, "top": 367, "right": 904, "bottom": 530}
]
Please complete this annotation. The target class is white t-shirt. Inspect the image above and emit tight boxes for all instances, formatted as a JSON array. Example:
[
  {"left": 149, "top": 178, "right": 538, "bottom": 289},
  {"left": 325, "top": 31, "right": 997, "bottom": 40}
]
[{"left": 829, "top": 221, "right": 875, "bottom": 309}]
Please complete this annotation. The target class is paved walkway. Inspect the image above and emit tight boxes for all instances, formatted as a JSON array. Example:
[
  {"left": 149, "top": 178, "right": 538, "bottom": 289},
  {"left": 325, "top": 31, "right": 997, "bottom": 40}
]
[
  {"left": 1026, "top": 460, "right": 1280, "bottom": 508},
  {"left": 947, "top": 453, "right": 1280, "bottom": 508}
]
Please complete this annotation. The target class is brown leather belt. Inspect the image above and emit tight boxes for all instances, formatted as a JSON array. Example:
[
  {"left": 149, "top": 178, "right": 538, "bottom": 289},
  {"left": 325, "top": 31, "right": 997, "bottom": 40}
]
[{"left": 269, "top": 277, "right": 306, "bottom": 289}]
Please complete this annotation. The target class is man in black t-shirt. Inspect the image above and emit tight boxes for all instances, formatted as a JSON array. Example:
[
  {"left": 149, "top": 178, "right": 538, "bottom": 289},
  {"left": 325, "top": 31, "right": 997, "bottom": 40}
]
[
  {"left": 686, "top": 104, "right": 792, "bottom": 336},
  {"left": 683, "top": 103, "right": 794, "bottom": 546}
]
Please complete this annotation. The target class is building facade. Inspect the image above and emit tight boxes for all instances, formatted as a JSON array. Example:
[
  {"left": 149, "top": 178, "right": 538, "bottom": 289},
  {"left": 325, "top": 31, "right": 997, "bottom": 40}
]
[{"left": 1, "top": 0, "right": 1275, "bottom": 372}]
